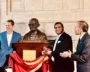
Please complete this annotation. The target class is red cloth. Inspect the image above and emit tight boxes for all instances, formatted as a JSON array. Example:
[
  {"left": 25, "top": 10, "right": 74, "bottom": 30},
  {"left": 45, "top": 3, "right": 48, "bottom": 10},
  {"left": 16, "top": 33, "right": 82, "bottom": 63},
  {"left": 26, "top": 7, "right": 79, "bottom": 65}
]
[
  {"left": 42, "top": 61, "right": 52, "bottom": 72},
  {"left": 9, "top": 52, "right": 52, "bottom": 72}
]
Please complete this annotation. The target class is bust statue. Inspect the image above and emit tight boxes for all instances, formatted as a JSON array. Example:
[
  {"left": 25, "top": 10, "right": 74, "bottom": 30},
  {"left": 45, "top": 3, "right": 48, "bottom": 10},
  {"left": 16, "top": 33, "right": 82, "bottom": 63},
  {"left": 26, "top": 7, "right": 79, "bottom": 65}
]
[{"left": 21, "top": 18, "right": 47, "bottom": 42}]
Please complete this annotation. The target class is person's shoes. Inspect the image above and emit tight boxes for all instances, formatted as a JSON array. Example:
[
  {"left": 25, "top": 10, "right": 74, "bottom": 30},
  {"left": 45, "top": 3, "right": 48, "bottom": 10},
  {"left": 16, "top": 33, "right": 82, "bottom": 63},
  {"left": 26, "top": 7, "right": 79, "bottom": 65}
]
[{"left": 4, "top": 66, "right": 12, "bottom": 72}]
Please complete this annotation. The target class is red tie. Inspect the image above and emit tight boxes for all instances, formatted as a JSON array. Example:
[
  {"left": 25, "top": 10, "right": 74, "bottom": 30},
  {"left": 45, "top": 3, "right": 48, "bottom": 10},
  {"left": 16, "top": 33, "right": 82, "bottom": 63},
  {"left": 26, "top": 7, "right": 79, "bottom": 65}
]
[{"left": 78, "top": 39, "right": 80, "bottom": 45}]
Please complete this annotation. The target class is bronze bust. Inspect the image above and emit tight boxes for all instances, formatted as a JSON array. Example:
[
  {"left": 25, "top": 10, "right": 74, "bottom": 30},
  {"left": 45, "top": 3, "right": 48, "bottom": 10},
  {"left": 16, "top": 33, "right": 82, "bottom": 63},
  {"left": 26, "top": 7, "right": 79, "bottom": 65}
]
[{"left": 22, "top": 18, "right": 47, "bottom": 42}]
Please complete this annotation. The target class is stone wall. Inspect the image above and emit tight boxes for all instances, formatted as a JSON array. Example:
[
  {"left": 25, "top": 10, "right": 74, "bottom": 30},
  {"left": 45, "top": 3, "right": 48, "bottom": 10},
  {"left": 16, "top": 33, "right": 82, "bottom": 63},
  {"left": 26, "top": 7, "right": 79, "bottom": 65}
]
[
  {"left": 0, "top": 1, "right": 90, "bottom": 48},
  {"left": 0, "top": 0, "right": 90, "bottom": 38},
  {"left": 0, "top": 0, "right": 90, "bottom": 52}
]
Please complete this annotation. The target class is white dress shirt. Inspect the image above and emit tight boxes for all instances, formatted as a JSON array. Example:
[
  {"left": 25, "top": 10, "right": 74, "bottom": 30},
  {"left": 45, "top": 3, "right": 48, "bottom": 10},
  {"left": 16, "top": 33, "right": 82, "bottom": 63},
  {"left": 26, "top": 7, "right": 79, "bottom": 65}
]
[
  {"left": 53, "top": 34, "right": 61, "bottom": 51},
  {"left": 51, "top": 33, "right": 62, "bottom": 61},
  {"left": 80, "top": 32, "right": 86, "bottom": 40},
  {"left": 69, "top": 32, "right": 86, "bottom": 58},
  {"left": 7, "top": 32, "right": 13, "bottom": 47}
]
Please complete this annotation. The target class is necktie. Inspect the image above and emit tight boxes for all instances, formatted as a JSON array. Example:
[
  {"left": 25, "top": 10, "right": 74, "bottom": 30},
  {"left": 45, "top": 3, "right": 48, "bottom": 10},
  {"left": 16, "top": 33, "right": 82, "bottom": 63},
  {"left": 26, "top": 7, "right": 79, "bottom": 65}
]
[
  {"left": 77, "top": 39, "right": 80, "bottom": 45},
  {"left": 76, "top": 39, "right": 81, "bottom": 53}
]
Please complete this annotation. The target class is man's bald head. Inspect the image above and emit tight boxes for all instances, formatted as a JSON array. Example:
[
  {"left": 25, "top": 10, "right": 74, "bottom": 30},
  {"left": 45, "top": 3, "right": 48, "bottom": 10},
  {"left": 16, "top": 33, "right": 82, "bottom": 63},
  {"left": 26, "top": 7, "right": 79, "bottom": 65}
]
[{"left": 28, "top": 18, "right": 40, "bottom": 31}]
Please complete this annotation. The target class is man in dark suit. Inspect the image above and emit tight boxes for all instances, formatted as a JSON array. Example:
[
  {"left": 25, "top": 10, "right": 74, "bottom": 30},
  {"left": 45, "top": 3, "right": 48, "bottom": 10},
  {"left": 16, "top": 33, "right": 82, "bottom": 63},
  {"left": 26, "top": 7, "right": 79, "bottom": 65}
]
[
  {"left": 46, "top": 22, "right": 74, "bottom": 72},
  {"left": 60, "top": 20, "right": 90, "bottom": 72}
]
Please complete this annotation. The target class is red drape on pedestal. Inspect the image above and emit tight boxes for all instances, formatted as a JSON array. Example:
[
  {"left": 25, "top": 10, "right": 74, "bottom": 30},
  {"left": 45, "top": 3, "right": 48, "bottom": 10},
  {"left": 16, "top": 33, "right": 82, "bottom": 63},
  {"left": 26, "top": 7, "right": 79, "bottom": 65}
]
[{"left": 9, "top": 52, "right": 52, "bottom": 72}]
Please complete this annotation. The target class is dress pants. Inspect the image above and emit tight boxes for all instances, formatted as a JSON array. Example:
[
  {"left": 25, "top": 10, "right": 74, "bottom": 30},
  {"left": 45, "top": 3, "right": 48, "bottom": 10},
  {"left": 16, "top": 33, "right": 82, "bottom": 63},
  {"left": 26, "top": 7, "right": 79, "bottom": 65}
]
[{"left": 0, "top": 55, "right": 9, "bottom": 72}]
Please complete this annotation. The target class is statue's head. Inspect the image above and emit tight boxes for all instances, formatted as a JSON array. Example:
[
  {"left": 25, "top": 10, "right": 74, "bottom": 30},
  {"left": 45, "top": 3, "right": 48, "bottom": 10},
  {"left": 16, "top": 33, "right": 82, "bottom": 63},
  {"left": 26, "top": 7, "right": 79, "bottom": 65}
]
[{"left": 28, "top": 18, "right": 40, "bottom": 31}]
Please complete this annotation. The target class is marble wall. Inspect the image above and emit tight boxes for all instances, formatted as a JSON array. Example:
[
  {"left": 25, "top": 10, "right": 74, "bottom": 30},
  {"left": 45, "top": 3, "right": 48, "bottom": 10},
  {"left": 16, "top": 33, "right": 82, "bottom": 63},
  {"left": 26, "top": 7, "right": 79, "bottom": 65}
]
[
  {"left": 0, "top": 0, "right": 90, "bottom": 36},
  {"left": 1, "top": 0, "right": 90, "bottom": 48},
  {"left": 1, "top": 0, "right": 90, "bottom": 72},
  {"left": 1, "top": 0, "right": 90, "bottom": 52}
]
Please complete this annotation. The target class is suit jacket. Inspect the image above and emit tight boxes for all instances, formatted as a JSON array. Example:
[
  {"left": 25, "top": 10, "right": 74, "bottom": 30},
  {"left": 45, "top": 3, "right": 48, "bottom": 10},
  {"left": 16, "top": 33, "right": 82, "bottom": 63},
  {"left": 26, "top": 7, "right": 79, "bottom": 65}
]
[
  {"left": 51, "top": 32, "right": 74, "bottom": 72},
  {"left": 71, "top": 33, "right": 90, "bottom": 72},
  {"left": 0, "top": 31, "right": 21, "bottom": 67}
]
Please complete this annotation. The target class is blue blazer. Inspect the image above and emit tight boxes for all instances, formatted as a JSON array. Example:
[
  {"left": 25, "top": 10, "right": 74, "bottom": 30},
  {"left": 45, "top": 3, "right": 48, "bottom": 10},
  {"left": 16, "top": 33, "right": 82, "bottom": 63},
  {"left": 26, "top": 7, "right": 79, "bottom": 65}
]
[{"left": 0, "top": 31, "right": 21, "bottom": 67}]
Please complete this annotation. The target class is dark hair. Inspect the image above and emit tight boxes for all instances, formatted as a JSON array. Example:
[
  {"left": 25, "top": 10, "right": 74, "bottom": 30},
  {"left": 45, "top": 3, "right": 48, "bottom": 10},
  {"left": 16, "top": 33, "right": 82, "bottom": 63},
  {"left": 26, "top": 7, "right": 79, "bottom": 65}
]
[
  {"left": 7, "top": 19, "right": 15, "bottom": 26},
  {"left": 77, "top": 20, "right": 89, "bottom": 32},
  {"left": 54, "top": 22, "right": 64, "bottom": 28}
]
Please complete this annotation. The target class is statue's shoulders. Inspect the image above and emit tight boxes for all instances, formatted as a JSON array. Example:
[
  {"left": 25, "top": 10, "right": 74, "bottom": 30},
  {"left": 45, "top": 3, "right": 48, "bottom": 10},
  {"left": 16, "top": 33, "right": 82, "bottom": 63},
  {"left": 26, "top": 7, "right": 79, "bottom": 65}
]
[
  {"left": 23, "top": 31, "right": 31, "bottom": 37},
  {"left": 38, "top": 30, "right": 46, "bottom": 36},
  {"left": 25, "top": 31, "right": 31, "bottom": 35},
  {"left": 37, "top": 30, "right": 47, "bottom": 40},
  {"left": 41, "top": 32, "right": 46, "bottom": 36}
]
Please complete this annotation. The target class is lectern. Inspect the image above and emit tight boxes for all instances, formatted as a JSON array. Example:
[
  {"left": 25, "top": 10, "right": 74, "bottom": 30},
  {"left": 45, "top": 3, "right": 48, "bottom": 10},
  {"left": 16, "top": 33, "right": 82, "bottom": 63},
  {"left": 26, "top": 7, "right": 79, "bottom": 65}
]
[
  {"left": 11, "top": 42, "right": 47, "bottom": 72},
  {"left": 12, "top": 42, "right": 47, "bottom": 58}
]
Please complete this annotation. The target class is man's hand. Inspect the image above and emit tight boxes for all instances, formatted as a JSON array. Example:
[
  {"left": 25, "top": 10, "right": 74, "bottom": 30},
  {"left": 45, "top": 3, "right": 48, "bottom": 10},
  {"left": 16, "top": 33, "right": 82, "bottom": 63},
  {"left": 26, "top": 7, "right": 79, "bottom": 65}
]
[
  {"left": 46, "top": 50, "right": 52, "bottom": 55},
  {"left": 60, "top": 50, "right": 72, "bottom": 58},
  {"left": 42, "top": 46, "right": 52, "bottom": 55}
]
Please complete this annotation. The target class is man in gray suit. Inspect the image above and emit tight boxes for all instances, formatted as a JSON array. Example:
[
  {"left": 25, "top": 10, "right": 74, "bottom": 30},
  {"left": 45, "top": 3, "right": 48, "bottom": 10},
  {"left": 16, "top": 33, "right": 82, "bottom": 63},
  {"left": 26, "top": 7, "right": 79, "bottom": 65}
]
[{"left": 60, "top": 20, "right": 90, "bottom": 72}]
